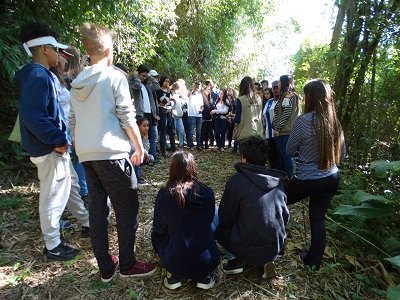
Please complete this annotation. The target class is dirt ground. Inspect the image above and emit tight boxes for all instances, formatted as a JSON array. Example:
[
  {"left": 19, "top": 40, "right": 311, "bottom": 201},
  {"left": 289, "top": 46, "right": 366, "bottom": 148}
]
[{"left": 0, "top": 149, "right": 390, "bottom": 299}]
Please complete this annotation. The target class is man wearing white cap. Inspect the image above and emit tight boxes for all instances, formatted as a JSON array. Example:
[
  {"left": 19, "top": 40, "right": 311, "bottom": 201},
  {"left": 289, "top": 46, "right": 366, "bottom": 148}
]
[
  {"left": 149, "top": 69, "right": 159, "bottom": 80},
  {"left": 13, "top": 21, "right": 82, "bottom": 261}
]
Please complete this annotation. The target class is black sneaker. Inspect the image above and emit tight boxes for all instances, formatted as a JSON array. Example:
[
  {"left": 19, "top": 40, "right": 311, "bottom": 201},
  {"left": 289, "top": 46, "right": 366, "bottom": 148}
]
[
  {"left": 196, "top": 274, "right": 215, "bottom": 290},
  {"left": 137, "top": 177, "right": 148, "bottom": 187},
  {"left": 81, "top": 226, "right": 90, "bottom": 238},
  {"left": 223, "top": 258, "right": 243, "bottom": 274},
  {"left": 43, "top": 240, "right": 82, "bottom": 261},
  {"left": 163, "top": 272, "right": 182, "bottom": 290}
]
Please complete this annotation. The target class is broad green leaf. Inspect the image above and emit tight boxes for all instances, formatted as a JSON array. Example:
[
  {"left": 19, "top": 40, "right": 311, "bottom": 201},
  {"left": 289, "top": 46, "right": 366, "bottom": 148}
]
[
  {"left": 333, "top": 203, "right": 395, "bottom": 218},
  {"left": 370, "top": 160, "right": 390, "bottom": 178},
  {"left": 384, "top": 255, "right": 400, "bottom": 268},
  {"left": 353, "top": 191, "right": 393, "bottom": 203},
  {"left": 387, "top": 285, "right": 400, "bottom": 300}
]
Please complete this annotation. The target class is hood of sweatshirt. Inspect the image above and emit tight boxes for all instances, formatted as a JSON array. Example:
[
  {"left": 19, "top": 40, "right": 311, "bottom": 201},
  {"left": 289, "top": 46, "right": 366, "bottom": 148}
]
[
  {"left": 13, "top": 63, "right": 53, "bottom": 88},
  {"left": 234, "top": 162, "right": 286, "bottom": 191},
  {"left": 183, "top": 183, "right": 211, "bottom": 211},
  {"left": 70, "top": 64, "right": 106, "bottom": 102}
]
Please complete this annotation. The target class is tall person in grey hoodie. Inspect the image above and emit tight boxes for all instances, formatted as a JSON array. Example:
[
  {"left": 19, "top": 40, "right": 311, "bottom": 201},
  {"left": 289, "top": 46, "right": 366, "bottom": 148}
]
[{"left": 69, "top": 23, "right": 156, "bottom": 283}]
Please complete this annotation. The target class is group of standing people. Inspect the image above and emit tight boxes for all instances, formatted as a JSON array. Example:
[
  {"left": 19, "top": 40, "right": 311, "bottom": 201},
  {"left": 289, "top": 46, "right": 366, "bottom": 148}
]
[{"left": 14, "top": 19, "right": 345, "bottom": 291}]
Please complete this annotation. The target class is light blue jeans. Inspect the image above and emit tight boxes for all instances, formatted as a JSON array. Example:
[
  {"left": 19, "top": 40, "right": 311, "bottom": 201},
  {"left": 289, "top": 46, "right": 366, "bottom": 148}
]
[{"left": 174, "top": 117, "right": 185, "bottom": 148}]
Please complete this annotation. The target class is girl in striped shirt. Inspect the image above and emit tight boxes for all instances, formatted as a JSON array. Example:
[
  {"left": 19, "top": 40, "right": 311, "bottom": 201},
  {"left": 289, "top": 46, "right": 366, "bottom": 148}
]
[{"left": 284, "top": 79, "right": 345, "bottom": 271}]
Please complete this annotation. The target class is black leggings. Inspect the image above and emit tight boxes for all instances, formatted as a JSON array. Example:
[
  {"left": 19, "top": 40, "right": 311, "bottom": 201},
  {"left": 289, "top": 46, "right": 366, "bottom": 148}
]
[{"left": 284, "top": 172, "right": 339, "bottom": 270}]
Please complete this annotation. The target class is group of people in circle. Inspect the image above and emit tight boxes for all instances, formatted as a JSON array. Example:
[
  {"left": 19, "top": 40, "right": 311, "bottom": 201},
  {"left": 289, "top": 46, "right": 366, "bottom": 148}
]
[{"left": 14, "top": 20, "right": 345, "bottom": 290}]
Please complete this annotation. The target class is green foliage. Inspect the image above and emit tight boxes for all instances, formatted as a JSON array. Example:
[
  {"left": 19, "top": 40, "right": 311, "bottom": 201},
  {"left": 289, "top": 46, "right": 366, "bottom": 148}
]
[
  {"left": 384, "top": 256, "right": 400, "bottom": 269},
  {"left": 387, "top": 285, "right": 400, "bottom": 300},
  {"left": 331, "top": 156, "right": 400, "bottom": 277}
]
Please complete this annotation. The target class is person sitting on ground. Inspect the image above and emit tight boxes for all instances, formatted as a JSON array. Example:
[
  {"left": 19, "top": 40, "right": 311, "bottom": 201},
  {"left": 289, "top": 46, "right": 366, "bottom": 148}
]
[
  {"left": 152, "top": 151, "right": 220, "bottom": 290},
  {"left": 69, "top": 22, "right": 156, "bottom": 283},
  {"left": 215, "top": 135, "right": 289, "bottom": 278},
  {"left": 133, "top": 116, "right": 154, "bottom": 186}
]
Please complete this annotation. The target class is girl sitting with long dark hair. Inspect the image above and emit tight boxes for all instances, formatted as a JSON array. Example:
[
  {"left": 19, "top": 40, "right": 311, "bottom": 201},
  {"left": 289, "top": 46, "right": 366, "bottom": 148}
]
[{"left": 151, "top": 151, "right": 220, "bottom": 290}]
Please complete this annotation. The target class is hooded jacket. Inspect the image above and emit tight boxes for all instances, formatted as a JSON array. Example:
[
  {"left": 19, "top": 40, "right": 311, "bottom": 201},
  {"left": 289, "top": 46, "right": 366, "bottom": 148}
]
[
  {"left": 69, "top": 64, "right": 136, "bottom": 162},
  {"left": 215, "top": 162, "right": 289, "bottom": 265},
  {"left": 14, "top": 63, "right": 67, "bottom": 157},
  {"left": 151, "top": 183, "right": 220, "bottom": 280}
]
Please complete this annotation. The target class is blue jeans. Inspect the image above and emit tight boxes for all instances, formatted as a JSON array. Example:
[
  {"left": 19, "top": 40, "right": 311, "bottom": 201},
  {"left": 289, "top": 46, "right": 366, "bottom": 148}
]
[
  {"left": 71, "top": 148, "right": 88, "bottom": 196},
  {"left": 159, "top": 112, "right": 176, "bottom": 155},
  {"left": 174, "top": 118, "right": 185, "bottom": 148},
  {"left": 188, "top": 116, "right": 202, "bottom": 148},
  {"left": 149, "top": 125, "right": 158, "bottom": 158},
  {"left": 275, "top": 135, "right": 293, "bottom": 178},
  {"left": 215, "top": 118, "right": 227, "bottom": 149},
  {"left": 212, "top": 205, "right": 235, "bottom": 260}
]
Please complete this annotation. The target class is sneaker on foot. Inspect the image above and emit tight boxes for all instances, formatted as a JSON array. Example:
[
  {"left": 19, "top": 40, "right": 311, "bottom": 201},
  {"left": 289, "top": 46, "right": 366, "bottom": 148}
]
[
  {"left": 120, "top": 261, "right": 156, "bottom": 278},
  {"left": 299, "top": 251, "right": 307, "bottom": 262},
  {"left": 137, "top": 177, "right": 148, "bottom": 187},
  {"left": 196, "top": 274, "right": 215, "bottom": 290},
  {"left": 101, "top": 256, "right": 119, "bottom": 283},
  {"left": 43, "top": 240, "right": 82, "bottom": 261},
  {"left": 59, "top": 219, "right": 73, "bottom": 230},
  {"left": 222, "top": 258, "right": 243, "bottom": 274},
  {"left": 163, "top": 271, "right": 182, "bottom": 290},
  {"left": 81, "top": 226, "right": 90, "bottom": 238}
]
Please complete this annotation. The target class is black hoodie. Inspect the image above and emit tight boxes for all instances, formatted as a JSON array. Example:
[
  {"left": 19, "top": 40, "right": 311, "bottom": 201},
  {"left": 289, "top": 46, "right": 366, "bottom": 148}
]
[{"left": 215, "top": 162, "right": 289, "bottom": 265}]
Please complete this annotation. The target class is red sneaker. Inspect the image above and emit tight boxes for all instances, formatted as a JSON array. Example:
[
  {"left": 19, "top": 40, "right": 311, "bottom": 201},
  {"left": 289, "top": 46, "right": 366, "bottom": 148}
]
[
  {"left": 120, "top": 261, "right": 157, "bottom": 278},
  {"left": 101, "top": 256, "right": 119, "bottom": 283}
]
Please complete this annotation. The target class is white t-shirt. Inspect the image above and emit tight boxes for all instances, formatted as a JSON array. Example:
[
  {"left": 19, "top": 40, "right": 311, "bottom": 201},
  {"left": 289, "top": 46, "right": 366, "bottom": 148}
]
[
  {"left": 188, "top": 93, "right": 203, "bottom": 117},
  {"left": 141, "top": 84, "right": 151, "bottom": 113}
]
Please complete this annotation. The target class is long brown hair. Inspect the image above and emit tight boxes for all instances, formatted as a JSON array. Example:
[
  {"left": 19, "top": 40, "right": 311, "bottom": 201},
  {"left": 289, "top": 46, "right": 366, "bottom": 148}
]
[
  {"left": 238, "top": 76, "right": 259, "bottom": 104},
  {"left": 165, "top": 151, "right": 198, "bottom": 208},
  {"left": 303, "top": 79, "right": 344, "bottom": 170}
]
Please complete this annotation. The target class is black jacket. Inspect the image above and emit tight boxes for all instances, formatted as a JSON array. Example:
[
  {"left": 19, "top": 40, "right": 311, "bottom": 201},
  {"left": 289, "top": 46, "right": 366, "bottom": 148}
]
[{"left": 215, "top": 162, "right": 289, "bottom": 265}]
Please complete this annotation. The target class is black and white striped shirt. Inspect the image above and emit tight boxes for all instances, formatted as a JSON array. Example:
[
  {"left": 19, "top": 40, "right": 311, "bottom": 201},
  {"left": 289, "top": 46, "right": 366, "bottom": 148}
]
[{"left": 286, "top": 112, "right": 340, "bottom": 180}]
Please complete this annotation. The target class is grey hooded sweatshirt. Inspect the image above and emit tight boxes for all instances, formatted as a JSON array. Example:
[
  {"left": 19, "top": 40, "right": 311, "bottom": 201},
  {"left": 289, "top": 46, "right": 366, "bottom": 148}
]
[{"left": 69, "top": 64, "right": 136, "bottom": 163}]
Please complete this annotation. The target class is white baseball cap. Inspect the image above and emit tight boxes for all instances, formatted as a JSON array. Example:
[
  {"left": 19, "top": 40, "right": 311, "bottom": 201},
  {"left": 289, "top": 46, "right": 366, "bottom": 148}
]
[{"left": 149, "top": 70, "right": 159, "bottom": 77}]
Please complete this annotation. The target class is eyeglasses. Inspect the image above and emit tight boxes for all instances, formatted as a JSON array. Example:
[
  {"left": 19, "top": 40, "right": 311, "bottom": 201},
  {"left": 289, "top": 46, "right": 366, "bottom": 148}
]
[{"left": 44, "top": 45, "right": 59, "bottom": 53}]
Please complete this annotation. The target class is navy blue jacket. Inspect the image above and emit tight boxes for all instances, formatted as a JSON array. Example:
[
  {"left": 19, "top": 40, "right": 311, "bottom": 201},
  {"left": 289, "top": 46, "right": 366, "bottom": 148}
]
[
  {"left": 14, "top": 63, "right": 67, "bottom": 157},
  {"left": 152, "top": 183, "right": 220, "bottom": 280}
]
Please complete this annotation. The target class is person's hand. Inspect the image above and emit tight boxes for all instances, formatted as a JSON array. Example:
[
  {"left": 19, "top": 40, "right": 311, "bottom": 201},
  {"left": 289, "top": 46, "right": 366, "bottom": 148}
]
[
  {"left": 54, "top": 143, "right": 68, "bottom": 155},
  {"left": 210, "top": 109, "right": 216, "bottom": 115},
  {"left": 80, "top": 55, "right": 90, "bottom": 67},
  {"left": 274, "top": 130, "right": 280, "bottom": 137},
  {"left": 155, "top": 116, "right": 160, "bottom": 121},
  {"left": 130, "top": 149, "right": 143, "bottom": 166}
]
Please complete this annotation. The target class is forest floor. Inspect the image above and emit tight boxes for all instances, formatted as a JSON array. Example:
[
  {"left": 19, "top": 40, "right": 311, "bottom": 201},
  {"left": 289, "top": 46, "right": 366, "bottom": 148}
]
[{"left": 0, "top": 148, "right": 392, "bottom": 299}]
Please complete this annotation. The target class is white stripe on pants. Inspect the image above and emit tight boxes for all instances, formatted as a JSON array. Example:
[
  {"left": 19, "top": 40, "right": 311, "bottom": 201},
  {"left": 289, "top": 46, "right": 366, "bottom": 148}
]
[{"left": 33, "top": 151, "right": 71, "bottom": 250}]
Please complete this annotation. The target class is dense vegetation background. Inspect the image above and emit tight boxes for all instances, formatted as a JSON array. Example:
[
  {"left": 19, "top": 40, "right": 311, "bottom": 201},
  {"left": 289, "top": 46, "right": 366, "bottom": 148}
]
[{"left": 0, "top": 0, "right": 400, "bottom": 298}]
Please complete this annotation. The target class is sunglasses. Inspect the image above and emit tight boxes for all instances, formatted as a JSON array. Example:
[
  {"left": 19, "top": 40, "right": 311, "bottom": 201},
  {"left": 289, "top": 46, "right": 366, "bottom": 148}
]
[{"left": 44, "top": 45, "right": 59, "bottom": 53}]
